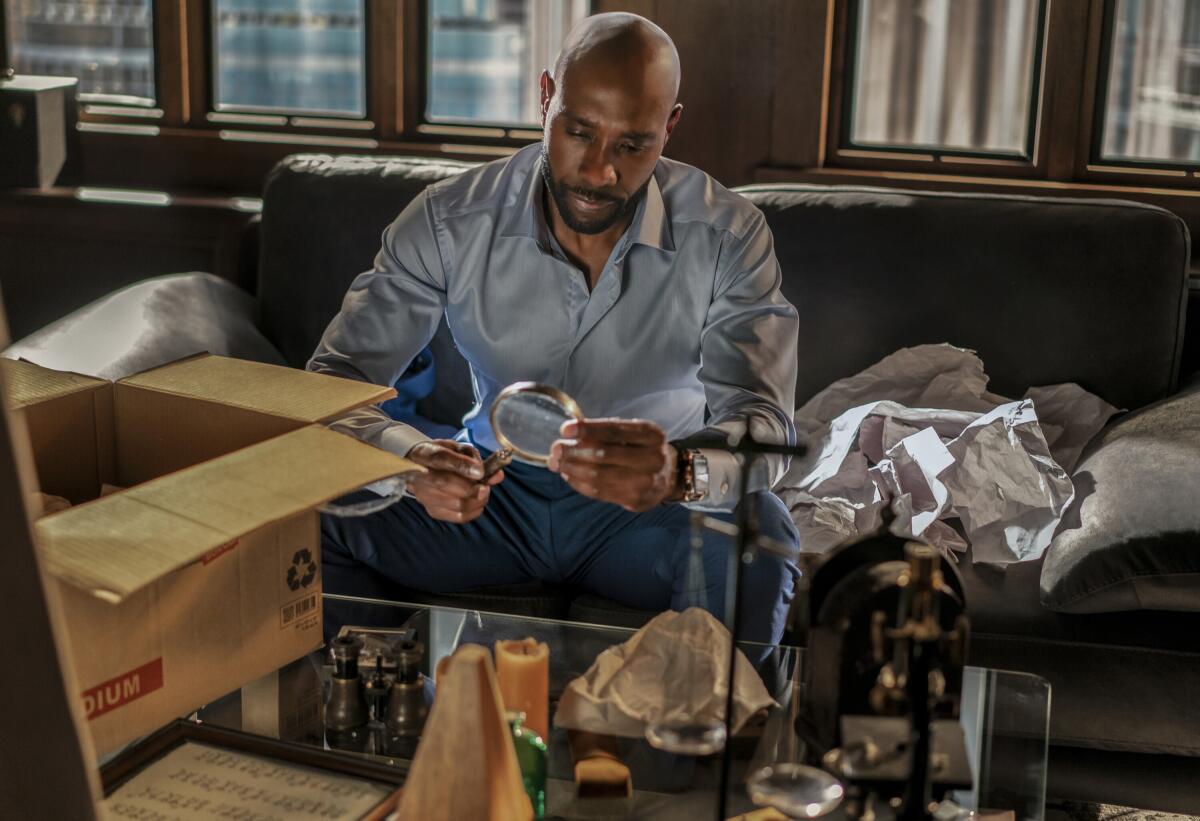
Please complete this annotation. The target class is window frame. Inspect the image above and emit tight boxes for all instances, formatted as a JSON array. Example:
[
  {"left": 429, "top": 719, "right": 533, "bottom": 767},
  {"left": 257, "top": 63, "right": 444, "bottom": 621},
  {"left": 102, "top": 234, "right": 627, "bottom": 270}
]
[
  {"left": 774, "top": 0, "right": 1199, "bottom": 193},
  {"left": 404, "top": 0, "right": 571, "bottom": 147},
  {"left": 823, "top": 0, "right": 1057, "bottom": 180},
  {"left": 67, "top": 0, "right": 546, "bottom": 151},
  {"left": 1074, "top": 0, "right": 1200, "bottom": 187},
  {"left": 207, "top": 0, "right": 372, "bottom": 123},
  {"left": 839, "top": 0, "right": 1048, "bottom": 164},
  {"left": 5, "top": 0, "right": 162, "bottom": 120}
]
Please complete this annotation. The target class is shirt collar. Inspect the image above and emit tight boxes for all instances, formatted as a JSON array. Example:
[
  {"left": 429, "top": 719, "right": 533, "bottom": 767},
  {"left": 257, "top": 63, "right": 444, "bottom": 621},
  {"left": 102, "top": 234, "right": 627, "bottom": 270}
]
[{"left": 500, "top": 153, "right": 675, "bottom": 255}]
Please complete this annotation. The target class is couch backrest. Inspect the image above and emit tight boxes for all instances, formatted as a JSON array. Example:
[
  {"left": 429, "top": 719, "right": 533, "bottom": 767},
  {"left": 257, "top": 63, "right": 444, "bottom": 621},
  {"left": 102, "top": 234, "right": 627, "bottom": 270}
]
[
  {"left": 740, "top": 184, "right": 1189, "bottom": 410},
  {"left": 260, "top": 155, "right": 1190, "bottom": 426},
  {"left": 259, "top": 154, "right": 478, "bottom": 423}
]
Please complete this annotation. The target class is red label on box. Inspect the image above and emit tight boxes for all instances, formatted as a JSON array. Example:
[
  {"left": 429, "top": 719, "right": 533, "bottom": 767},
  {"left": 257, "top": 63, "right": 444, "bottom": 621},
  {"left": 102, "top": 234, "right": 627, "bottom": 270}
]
[
  {"left": 201, "top": 539, "right": 238, "bottom": 565},
  {"left": 82, "top": 658, "right": 163, "bottom": 721}
]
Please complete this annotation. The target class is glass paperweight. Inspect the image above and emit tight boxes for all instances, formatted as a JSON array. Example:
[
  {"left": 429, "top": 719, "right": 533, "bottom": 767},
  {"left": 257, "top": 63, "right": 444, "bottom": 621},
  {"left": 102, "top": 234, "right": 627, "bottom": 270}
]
[
  {"left": 746, "top": 763, "right": 845, "bottom": 818},
  {"left": 645, "top": 718, "right": 727, "bottom": 756},
  {"left": 507, "top": 711, "right": 547, "bottom": 818}
]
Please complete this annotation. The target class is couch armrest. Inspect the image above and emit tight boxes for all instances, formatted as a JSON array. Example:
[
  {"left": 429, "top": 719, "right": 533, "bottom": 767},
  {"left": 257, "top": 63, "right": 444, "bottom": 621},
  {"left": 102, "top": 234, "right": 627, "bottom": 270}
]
[
  {"left": 3, "top": 272, "right": 285, "bottom": 380},
  {"left": 1041, "top": 382, "right": 1200, "bottom": 613}
]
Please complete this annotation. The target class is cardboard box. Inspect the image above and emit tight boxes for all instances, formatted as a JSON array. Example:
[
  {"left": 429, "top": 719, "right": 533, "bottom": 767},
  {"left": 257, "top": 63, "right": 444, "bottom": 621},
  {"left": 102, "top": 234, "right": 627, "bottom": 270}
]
[{"left": 1, "top": 354, "right": 416, "bottom": 755}]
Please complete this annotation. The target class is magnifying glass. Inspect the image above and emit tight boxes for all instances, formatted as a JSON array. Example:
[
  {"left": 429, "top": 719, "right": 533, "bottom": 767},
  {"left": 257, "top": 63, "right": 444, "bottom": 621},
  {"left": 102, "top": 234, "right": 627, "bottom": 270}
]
[{"left": 484, "top": 382, "right": 585, "bottom": 477}]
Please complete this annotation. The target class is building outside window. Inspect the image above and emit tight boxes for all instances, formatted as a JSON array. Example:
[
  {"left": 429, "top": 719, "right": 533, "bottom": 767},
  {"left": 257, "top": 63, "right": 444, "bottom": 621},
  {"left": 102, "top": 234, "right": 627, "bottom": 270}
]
[
  {"left": 427, "top": 0, "right": 588, "bottom": 126},
  {"left": 847, "top": 0, "right": 1044, "bottom": 157},
  {"left": 211, "top": 0, "right": 367, "bottom": 118},
  {"left": 3, "top": 0, "right": 154, "bottom": 104},
  {"left": 1099, "top": 0, "right": 1200, "bottom": 167}
]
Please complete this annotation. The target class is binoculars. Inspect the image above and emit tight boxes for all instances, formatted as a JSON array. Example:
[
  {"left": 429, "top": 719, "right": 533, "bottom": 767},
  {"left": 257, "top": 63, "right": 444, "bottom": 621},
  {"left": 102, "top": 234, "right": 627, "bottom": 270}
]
[{"left": 325, "top": 634, "right": 430, "bottom": 740}]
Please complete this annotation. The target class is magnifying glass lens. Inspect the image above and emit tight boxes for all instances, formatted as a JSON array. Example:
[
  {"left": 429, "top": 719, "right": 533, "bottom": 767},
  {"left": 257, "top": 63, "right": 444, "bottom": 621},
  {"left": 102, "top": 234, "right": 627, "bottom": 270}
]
[{"left": 492, "top": 391, "right": 575, "bottom": 463}]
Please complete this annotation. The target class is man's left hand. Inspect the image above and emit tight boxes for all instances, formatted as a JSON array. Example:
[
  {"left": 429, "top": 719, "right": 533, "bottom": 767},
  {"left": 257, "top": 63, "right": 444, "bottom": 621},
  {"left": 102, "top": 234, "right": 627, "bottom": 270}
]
[{"left": 548, "top": 418, "right": 679, "bottom": 512}]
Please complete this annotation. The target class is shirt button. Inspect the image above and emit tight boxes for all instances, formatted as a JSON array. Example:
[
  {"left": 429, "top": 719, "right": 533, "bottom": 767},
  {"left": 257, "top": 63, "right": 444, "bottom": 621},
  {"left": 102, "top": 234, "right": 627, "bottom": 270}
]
[{"left": 720, "top": 482, "right": 729, "bottom": 495}]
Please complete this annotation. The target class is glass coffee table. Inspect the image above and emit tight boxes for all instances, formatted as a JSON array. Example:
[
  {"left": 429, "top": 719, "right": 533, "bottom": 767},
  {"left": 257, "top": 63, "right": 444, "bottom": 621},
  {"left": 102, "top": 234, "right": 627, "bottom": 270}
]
[{"left": 192, "top": 595, "right": 1050, "bottom": 820}]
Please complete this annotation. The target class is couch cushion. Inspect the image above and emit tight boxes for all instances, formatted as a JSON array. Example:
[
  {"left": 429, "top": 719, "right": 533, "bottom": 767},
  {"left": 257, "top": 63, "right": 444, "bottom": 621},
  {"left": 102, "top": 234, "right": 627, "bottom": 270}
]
[
  {"left": 3, "top": 272, "right": 285, "bottom": 379},
  {"left": 1040, "top": 383, "right": 1200, "bottom": 613},
  {"left": 737, "top": 185, "right": 1190, "bottom": 411},
  {"left": 958, "top": 549, "right": 1200, "bottom": 755}
]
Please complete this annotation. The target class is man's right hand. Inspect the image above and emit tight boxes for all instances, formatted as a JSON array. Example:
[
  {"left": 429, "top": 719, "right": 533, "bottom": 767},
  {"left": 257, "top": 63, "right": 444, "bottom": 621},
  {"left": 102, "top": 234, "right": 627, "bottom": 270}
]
[{"left": 406, "top": 440, "right": 503, "bottom": 524}]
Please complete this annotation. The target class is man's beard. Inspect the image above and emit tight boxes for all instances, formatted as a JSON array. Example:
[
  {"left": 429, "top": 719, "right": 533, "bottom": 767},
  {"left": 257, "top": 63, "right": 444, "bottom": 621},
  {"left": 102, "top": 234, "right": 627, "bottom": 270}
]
[{"left": 540, "top": 147, "right": 648, "bottom": 235}]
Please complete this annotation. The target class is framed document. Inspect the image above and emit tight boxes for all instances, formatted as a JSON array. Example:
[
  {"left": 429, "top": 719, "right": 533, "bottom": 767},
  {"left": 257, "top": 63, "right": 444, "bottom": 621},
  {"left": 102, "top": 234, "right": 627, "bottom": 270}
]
[{"left": 100, "top": 720, "right": 405, "bottom": 821}]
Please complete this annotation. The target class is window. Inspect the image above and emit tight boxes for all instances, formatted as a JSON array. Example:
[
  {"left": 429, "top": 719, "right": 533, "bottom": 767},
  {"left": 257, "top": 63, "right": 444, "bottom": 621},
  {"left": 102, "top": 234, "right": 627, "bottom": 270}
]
[
  {"left": 3, "top": 0, "right": 155, "bottom": 105},
  {"left": 211, "top": 0, "right": 367, "bottom": 118},
  {"left": 845, "top": 0, "right": 1045, "bottom": 157},
  {"left": 426, "top": 0, "right": 588, "bottom": 126},
  {"left": 1097, "top": 0, "right": 1200, "bottom": 168}
]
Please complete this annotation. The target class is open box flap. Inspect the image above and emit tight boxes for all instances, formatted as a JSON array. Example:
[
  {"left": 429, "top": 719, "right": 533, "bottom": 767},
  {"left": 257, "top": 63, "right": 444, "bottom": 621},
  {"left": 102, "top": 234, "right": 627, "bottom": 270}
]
[
  {"left": 117, "top": 354, "right": 396, "bottom": 423},
  {"left": 36, "top": 425, "right": 419, "bottom": 602},
  {"left": 0, "top": 358, "right": 109, "bottom": 409}
]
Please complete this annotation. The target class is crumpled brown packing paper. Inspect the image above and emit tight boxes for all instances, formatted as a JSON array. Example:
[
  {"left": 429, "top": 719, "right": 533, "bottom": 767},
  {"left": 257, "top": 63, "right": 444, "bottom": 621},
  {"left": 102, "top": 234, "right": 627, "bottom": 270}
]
[{"left": 553, "top": 608, "right": 778, "bottom": 738}]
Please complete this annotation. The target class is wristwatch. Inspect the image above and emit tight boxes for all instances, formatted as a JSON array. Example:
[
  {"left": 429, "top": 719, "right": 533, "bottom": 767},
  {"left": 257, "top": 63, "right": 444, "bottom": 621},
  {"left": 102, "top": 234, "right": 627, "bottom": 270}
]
[{"left": 677, "top": 448, "right": 710, "bottom": 503}]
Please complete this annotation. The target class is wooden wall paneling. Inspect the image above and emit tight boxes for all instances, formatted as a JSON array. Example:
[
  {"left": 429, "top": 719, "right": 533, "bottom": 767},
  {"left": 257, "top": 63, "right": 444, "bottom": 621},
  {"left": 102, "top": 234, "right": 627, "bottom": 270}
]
[
  {"left": 769, "top": 0, "right": 833, "bottom": 169},
  {"left": 659, "top": 0, "right": 779, "bottom": 186},
  {"left": 76, "top": 130, "right": 290, "bottom": 196},
  {"left": 592, "top": 0, "right": 659, "bottom": 19},
  {"left": 598, "top": 0, "right": 778, "bottom": 186}
]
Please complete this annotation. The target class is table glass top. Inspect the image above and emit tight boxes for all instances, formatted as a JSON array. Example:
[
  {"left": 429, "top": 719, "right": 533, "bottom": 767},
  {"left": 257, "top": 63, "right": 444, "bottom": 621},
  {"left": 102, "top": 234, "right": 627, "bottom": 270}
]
[{"left": 192, "top": 594, "right": 1050, "bottom": 820}]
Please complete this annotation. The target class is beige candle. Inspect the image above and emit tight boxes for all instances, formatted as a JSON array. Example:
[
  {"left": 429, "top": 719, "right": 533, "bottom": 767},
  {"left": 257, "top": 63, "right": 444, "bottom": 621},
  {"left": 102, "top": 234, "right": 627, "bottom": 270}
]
[{"left": 494, "top": 638, "right": 550, "bottom": 741}]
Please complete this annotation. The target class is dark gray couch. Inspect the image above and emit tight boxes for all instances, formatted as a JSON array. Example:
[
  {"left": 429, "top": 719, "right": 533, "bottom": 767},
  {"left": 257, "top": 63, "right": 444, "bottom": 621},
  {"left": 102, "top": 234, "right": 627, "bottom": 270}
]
[{"left": 9, "top": 154, "right": 1199, "bottom": 809}]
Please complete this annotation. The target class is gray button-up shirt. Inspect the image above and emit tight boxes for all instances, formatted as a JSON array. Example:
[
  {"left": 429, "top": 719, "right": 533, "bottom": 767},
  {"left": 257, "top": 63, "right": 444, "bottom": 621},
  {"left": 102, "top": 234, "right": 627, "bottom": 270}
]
[{"left": 308, "top": 143, "right": 798, "bottom": 508}]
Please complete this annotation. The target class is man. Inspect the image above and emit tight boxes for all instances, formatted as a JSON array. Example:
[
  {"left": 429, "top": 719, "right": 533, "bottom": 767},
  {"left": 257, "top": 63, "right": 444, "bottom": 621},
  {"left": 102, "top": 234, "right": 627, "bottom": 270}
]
[{"left": 310, "top": 13, "right": 800, "bottom": 644}]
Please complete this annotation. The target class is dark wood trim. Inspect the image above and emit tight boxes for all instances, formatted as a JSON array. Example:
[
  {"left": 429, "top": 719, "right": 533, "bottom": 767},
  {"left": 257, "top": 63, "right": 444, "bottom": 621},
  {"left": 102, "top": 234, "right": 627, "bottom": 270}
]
[
  {"left": 399, "top": 0, "right": 424, "bottom": 136},
  {"left": 72, "top": 128, "right": 525, "bottom": 196},
  {"left": 155, "top": 0, "right": 188, "bottom": 126},
  {"left": 821, "top": 0, "right": 851, "bottom": 170},
  {"left": 0, "top": 0, "right": 8, "bottom": 74},
  {"left": 370, "top": 0, "right": 402, "bottom": 141},
  {"left": 1073, "top": 0, "right": 1109, "bottom": 183},
  {"left": 184, "top": 0, "right": 209, "bottom": 126},
  {"left": 1038, "top": 0, "right": 1093, "bottom": 180}
]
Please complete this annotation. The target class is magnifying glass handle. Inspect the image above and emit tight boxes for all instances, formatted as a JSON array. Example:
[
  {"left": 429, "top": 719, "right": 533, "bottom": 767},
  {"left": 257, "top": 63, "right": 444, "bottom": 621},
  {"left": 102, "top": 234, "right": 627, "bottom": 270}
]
[{"left": 482, "top": 448, "right": 513, "bottom": 479}]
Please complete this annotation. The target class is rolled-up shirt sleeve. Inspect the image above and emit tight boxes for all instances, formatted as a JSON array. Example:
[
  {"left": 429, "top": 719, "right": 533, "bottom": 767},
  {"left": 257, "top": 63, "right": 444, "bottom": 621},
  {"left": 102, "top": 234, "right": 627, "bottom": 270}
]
[
  {"left": 690, "top": 209, "right": 799, "bottom": 509},
  {"left": 307, "top": 190, "right": 446, "bottom": 456}
]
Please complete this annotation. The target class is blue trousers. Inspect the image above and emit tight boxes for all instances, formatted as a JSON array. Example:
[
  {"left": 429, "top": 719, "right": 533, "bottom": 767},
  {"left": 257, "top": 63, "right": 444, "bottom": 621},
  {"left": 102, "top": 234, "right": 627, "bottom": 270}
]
[{"left": 320, "top": 452, "right": 799, "bottom": 645}]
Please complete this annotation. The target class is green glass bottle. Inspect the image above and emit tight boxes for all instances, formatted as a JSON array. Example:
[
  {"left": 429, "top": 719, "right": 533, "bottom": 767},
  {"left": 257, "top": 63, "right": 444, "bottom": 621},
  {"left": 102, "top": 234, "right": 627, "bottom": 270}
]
[{"left": 507, "top": 710, "right": 548, "bottom": 818}]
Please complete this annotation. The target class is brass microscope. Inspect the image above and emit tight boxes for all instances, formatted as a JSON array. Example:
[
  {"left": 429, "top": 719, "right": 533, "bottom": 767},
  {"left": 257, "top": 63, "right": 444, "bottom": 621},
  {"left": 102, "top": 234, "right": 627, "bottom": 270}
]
[{"left": 794, "top": 532, "right": 972, "bottom": 820}]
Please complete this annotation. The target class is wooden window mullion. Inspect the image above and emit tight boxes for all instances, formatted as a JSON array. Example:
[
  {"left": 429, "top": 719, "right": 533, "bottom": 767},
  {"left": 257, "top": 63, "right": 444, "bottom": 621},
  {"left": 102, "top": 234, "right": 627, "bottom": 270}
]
[
  {"left": 155, "top": 0, "right": 188, "bottom": 126},
  {"left": 369, "top": 0, "right": 402, "bottom": 141}
]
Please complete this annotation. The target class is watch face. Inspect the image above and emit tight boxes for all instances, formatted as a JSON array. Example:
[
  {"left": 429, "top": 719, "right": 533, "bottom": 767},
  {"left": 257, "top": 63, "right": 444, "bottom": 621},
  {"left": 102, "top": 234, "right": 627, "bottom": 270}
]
[{"left": 692, "top": 451, "right": 709, "bottom": 494}]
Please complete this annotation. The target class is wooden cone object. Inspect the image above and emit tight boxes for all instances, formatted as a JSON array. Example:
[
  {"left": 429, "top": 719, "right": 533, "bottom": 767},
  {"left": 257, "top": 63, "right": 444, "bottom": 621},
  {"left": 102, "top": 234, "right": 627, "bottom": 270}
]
[{"left": 395, "top": 644, "right": 533, "bottom": 821}]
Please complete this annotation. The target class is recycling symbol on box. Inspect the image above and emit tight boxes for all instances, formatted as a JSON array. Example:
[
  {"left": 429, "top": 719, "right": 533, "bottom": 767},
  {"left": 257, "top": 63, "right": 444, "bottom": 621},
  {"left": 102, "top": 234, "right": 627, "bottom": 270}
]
[{"left": 287, "top": 548, "right": 317, "bottom": 591}]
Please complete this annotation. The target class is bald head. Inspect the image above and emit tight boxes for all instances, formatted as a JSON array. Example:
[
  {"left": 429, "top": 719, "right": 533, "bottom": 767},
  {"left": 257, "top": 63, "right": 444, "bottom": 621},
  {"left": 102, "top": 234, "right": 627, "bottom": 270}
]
[
  {"left": 552, "top": 13, "right": 680, "bottom": 103},
  {"left": 538, "top": 13, "right": 683, "bottom": 237}
]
